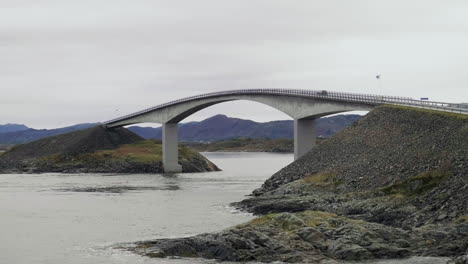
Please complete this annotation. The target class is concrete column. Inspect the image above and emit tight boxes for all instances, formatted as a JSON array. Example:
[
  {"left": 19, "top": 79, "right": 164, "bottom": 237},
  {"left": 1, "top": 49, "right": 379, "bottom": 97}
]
[
  {"left": 294, "top": 118, "right": 317, "bottom": 160},
  {"left": 162, "top": 123, "right": 183, "bottom": 173}
]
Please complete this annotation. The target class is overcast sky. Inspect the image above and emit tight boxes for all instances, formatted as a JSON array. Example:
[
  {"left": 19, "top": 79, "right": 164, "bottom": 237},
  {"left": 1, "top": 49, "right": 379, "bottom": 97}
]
[{"left": 1, "top": 0, "right": 468, "bottom": 128}]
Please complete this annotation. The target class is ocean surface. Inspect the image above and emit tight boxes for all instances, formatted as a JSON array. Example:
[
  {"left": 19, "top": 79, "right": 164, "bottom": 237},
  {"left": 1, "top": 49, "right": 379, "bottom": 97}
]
[{"left": 0, "top": 152, "right": 448, "bottom": 264}]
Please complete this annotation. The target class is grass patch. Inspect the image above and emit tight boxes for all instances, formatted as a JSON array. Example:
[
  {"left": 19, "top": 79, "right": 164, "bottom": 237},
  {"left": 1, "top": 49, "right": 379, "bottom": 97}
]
[
  {"left": 302, "top": 172, "right": 342, "bottom": 186},
  {"left": 299, "top": 211, "right": 338, "bottom": 228},
  {"left": 380, "top": 168, "right": 451, "bottom": 197},
  {"left": 179, "top": 145, "right": 200, "bottom": 160},
  {"left": 455, "top": 215, "right": 468, "bottom": 223},
  {"left": 90, "top": 140, "right": 200, "bottom": 163},
  {"left": 93, "top": 140, "right": 163, "bottom": 163},
  {"left": 39, "top": 140, "right": 202, "bottom": 166},
  {"left": 239, "top": 214, "right": 276, "bottom": 227}
]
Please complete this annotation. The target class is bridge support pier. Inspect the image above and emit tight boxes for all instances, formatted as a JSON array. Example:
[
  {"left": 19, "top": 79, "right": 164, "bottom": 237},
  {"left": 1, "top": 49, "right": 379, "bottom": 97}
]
[
  {"left": 294, "top": 118, "right": 317, "bottom": 160},
  {"left": 162, "top": 123, "right": 183, "bottom": 173}
]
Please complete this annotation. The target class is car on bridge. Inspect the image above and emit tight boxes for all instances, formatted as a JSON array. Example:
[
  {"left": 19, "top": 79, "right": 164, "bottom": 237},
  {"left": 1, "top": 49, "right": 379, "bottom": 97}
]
[{"left": 318, "top": 90, "right": 328, "bottom": 96}]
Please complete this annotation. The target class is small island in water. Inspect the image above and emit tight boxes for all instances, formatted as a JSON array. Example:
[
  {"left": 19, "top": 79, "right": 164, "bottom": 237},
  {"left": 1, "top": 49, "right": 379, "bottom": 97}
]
[{"left": 0, "top": 126, "right": 219, "bottom": 173}]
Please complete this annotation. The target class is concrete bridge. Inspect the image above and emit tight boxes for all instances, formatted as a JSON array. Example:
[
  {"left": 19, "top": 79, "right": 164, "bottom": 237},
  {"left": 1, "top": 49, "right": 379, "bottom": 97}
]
[{"left": 104, "top": 89, "right": 468, "bottom": 172}]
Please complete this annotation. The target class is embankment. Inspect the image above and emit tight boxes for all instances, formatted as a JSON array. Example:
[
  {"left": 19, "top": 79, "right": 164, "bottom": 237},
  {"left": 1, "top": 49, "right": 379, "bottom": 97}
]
[
  {"left": 242, "top": 105, "right": 468, "bottom": 226},
  {"left": 128, "top": 105, "right": 468, "bottom": 263}
]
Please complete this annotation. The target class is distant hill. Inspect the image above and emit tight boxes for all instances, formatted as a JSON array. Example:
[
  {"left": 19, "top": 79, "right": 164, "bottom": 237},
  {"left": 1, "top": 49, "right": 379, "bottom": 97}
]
[
  {"left": 0, "top": 124, "right": 29, "bottom": 133},
  {"left": 0, "top": 123, "right": 97, "bottom": 144},
  {"left": 0, "top": 114, "right": 361, "bottom": 145},
  {"left": 0, "top": 126, "right": 141, "bottom": 162},
  {"left": 128, "top": 114, "right": 361, "bottom": 142}
]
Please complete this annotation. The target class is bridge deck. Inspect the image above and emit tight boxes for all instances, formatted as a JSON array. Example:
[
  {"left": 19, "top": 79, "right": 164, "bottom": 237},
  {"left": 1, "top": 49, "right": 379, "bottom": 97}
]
[{"left": 104, "top": 89, "right": 468, "bottom": 125}]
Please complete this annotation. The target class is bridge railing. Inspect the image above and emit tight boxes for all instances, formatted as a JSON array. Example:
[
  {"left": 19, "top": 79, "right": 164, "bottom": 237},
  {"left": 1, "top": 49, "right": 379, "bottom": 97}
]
[{"left": 104, "top": 89, "right": 468, "bottom": 125}]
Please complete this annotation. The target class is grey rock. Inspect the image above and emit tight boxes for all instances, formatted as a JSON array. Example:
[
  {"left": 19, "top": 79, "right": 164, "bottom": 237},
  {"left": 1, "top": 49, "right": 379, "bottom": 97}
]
[{"left": 328, "top": 240, "right": 373, "bottom": 260}]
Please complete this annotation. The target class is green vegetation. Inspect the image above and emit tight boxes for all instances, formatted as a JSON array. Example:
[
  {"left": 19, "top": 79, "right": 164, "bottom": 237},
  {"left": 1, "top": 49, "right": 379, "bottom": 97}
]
[
  {"left": 0, "top": 126, "right": 143, "bottom": 162},
  {"left": 302, "top": 172, "right": 342, "bottom": 187},
  {"left": 93, "top": 140, "right": 163, "bottom": 163},
  {"left": 299, "top": 211, "right": 343, "bottom": 228},
  {"left": 244, "top": 213, "right": 277, "bottom": 226},
  {"left": 41, "top": 140, "right": 201, "bottom": 165},
  {"left": 380, "top": 168, "right": 451, "bottom": 197},
  {"left": 455, "top": 215, "right": 468, "bottom": 223},
  {"left": 32, "top": 139, "right": 216, "bottom": 173},
  {"left": 384, "top": 104, "right": 468, "bottom": 120}
]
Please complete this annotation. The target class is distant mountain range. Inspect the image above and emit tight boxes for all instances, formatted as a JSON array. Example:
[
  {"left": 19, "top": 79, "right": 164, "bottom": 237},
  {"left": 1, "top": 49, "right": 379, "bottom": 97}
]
[
  {"left": 0, "top": 123, "right": 97, "bottom": 144},
  {"left": 0, "top": 114, "right": 361, "bottom": 145},
  {"left": 0, "top": 124, "right": 29, "bottom": 134},
  {"left": 128, "top": 114, "right": 361, "bottom": 142}
]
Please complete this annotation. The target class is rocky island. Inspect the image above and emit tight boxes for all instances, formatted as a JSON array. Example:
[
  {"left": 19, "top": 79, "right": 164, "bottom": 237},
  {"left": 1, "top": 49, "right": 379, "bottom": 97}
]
[
  {"left": 127, "top": 105, "right": 468, "bottom": 263},
  {"left": 0, "top": 126, "right": 219, "bottom": 173}
]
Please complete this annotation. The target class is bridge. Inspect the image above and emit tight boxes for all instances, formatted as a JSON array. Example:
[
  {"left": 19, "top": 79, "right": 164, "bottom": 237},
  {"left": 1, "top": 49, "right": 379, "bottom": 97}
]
[{"left": 104, "top": 89, "right": 468, "bottom": 172}]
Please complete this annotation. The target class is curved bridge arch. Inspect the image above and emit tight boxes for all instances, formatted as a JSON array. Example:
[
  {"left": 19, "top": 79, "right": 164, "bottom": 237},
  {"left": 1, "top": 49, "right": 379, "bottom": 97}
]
[
  {"left": 104, "top": 89, "right": 379, "bottom": 172},
  {"left": 103, "top": 89, "right": 466, "bottom": 172},
  {"left": 105, "top": 95, "right": 374, "bottom": 127},
  {"left": 105, "top": 89, "right": 376, "bottom": 127}
]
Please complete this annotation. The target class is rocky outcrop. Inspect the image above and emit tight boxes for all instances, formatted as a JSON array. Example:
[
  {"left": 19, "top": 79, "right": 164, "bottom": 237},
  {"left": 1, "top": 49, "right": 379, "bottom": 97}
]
[
  {"left": 126, "top": 105, "right": 467, "bottom": 263},
  {"left": 246, "top": 106, "right": 468, "bottom": 226},
  {"left": 448, "top": 250, "right": 468, "bottom": 264},
  {"left": 0, "top": 126, "right": 219, "bottom": 173},
  {"left": 256, "top": 106, "right": 467, "bottom": 194},
  {"left": 127, "top": 211, "right": 468, "bottom": 263}
]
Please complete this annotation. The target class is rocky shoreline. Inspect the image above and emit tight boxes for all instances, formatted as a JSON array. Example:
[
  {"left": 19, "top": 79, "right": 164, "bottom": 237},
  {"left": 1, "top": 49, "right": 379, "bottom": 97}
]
[
  {"left": 0, "top": 150, "right": 219, "bottom": 174},
  {"left": 125, "top": 106, "right": 468, "bottom": 263},
  {"left": 127, "top": 211, "right": 466, "bottom": 263},
  {"left": 125, "top": 180, "right": 468, "bottom": 263}
]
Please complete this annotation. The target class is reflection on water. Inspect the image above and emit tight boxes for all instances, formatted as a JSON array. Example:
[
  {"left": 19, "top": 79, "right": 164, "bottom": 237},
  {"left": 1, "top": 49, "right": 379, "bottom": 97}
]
[
  {"left": 0, "top": 152, "right": 449, "bottom": 264},
  {"left": 55, "top": 185, "right": 181, "bottom": 193}
]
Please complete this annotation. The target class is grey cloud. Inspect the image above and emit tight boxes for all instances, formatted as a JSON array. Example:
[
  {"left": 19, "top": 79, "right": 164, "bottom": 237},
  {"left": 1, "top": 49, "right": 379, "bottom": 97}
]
[{"left": 1, "top": 0, "right": 468, "bottom": 128}]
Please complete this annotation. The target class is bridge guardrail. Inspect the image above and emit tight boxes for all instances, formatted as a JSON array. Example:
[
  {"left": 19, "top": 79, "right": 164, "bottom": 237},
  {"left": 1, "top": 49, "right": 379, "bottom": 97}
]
[{"left": 104, "top": 89, "right": 468, "bottom": 125}]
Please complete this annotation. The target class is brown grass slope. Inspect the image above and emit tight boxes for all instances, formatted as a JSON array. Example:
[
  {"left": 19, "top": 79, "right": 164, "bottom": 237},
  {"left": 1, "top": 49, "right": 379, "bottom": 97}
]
[{"left": 0, "top": 125, "right": 142, "bottom": 163}]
